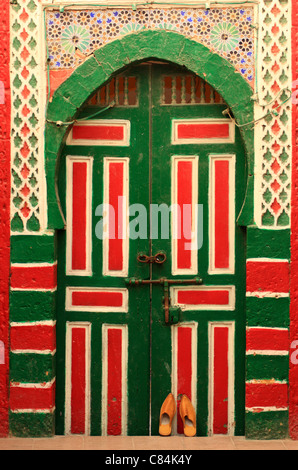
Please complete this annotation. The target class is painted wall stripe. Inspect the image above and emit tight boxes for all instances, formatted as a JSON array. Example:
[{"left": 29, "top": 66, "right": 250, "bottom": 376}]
[
  {"left": 10, "top": 380, "right": 56, "bottom": 412},
  {"left": 171, "top": 286, "right": 235, "bottom": 311},
  {"left": 66, "top": 156, "right": 92, "bottom": 276},
  {"left": 172, "top": 323, "right": 197, "bottom": 435},
  {"left": 10, "top": 323, "right": 56, "bottom": 352},
  {"left": 65, "top": 323, "right": 91, "bottom": 435},
  {"left": 245, "top": 382, "right": 288, "bottom": 410},
  {"left": 171, "top": 156, "right": 198, "bottom": 275},
  {"left": 209, "top": 322, "right": 235, "bottom": 436},
  {"left": 66, "top": 287, "right": 128, "bottom": 312},
  {"left": 246, "top": 327, "right": 289, "bottom": 352},
  {"left": 67, "top": 120, "right": 131, "bottom": 146},
  {"left": 172, "top": 119, "right": 235, "bottom": 144},
  {"left": 10, "top": 263, "right": 57, "bottom": 290},
  {"left": 103, "top": 158, "right": 129, "bottom": 277},
  {"left": 209, "top": 155, "right": 235, "bottom": 274},
  {"left": 246, "top": 259, "right": 289, "bottom": 293}
]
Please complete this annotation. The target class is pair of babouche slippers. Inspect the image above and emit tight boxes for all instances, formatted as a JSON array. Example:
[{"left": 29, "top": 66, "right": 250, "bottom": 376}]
[{"left": 159, "top": 393, "right": 196, "bottom": 437}]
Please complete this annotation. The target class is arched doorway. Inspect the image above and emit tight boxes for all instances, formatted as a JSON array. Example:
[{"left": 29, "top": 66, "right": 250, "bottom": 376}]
[{"left": 54, "top": 60, "right": 247, "bottom": 436}]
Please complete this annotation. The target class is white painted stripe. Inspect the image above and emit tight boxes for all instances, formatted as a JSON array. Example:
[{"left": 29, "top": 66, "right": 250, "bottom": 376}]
[
  {"left": 65, "top": 322, "right": 91, "bottom": 436},
  {"left": 66, "top": 156, "right": 93, "bottom": 277},
  {"left": 10, "top": 408, "right": 55, "bottom": 414},
  {"left": 246, "top": 407, "right": 288, "bottom": 412},
  {"left": 246, "top": 258, "right": 289, "bottom": 263},
  {"left": 11, "top": 262, "right": 57, "bottom": 267},
  {"left": 101, "top": 324, "right": 128, "bottom": 436},
  {"left": 10, "top": 321, "right": 56, "bottom": 327},
  {"left": 208, "top": 322, "right": 235, "bottom": 436},
  {"left": 246, "top": 292, "right": 289, "bottom": 298},
  {"left": 246, "top": 379, "right": 287, "bottom": 384},
  {"left": 10, "top": 378, "right": 56, "bottom": 388},
  {"left": 246, "top": 350, "right": 289, "bottom": 356},
  {"left": 171, "top": 155, "right": 199, "bottom": 276},
  {"left": 208, "top": 154, "right": 235, "bottom": 275},
  {"left": 246, "top": 326, "right": 288, "bottom": 331},
  {"left": 11, "top": 349, "right": 56, "bottom": 355},
  {"left": 10, "top": 288, "right": 57, "bottom": 293}
]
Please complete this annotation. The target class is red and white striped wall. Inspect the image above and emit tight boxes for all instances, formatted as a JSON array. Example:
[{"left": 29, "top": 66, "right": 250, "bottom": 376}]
[
  {"left": 10, "top": 262, "right": 57, "bottom": 291},
  {"left": 209, "top": 155, "right": 235, "bottom": 274},
  {"left": 9, "top": 262, "right": 57, "bottom": 415},
  {"left": 246, "top": 258, "right": 289, "bottom": 414},
  {"left": 103, "top": 157, "right": 129, "bottom": 277},
  {"left": 246, "top": 258, "right": 290, "bottom": 298},
  {"left": 171, "top": 155, "right": 199, "bottom": 275},
  {"left": 101, "top": 325, "right": 128, "bottom": 436},
  {"left": 10, "top": 379, "right": 56, "bottom": 414},
  {"left": 66, "top": 156, "right": 93, "bottom": 276}
]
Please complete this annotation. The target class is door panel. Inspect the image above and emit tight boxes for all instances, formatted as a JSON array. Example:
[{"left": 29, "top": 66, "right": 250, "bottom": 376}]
[{"left": 56, "top": 63, "right": 246, "bottom": 437}]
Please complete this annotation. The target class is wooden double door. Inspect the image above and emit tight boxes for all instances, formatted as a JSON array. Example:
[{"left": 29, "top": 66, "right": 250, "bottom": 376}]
[{"left": 56, "top": 63, "right": 246, "bottom": 436}]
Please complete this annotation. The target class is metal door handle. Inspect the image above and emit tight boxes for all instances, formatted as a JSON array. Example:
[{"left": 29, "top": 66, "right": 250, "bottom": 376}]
[{"left": 137, "top": 252, "right": 167, "bottom": 264}]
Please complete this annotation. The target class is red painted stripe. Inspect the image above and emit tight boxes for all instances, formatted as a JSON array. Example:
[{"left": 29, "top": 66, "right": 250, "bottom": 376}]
[
  {"left": 107, "top": 328, "right": 122, "bottom": 435},
  {"left": 177, "top": 327, "right": 192, "bottom": 434},
  {"left": 108, "top": 162, "right": 124, "bottom": 272},
  {"left": 10, "top": 382, "right": 55, "bottom": 411},
  {"left": 214, "top": 160, "right": 230, "bottom": 269},
  {"left": 246, "top": 382, "right": 288, "bottom": 409},
  {"left": 177, "top": 122, "right": 230, "bottom": 140},
  {"left": 177, "top": 289, "right": 230, "bottom": 306},
  {"left": 213, "top": 327, "right": 229, "bottom": 434},
  {"left": 72, "top": 124, "right": 124, "bottom": 141},
  {"left": 246, "top": 328, "right": 288, "bottom": 351},
  {"left": 72, "top": 161, "right": 87, "bottom": 271},
  {"left": 71, "top": 328, "right": 86, "bottom": 434},
  {"left": 10, "top": 264, "right": 57, "bottom": 290},
  {"left": 177, "top": 161, "right": 192, "bottom": 270},
  {"left": 246, "top": 260, "right": 289, "bottom": 293},
  {"left": 10, "top": 324, "right": 56, "bottom": 352},
  {"left": 72, "top": 290, "right": 123, "bottom": 308}
]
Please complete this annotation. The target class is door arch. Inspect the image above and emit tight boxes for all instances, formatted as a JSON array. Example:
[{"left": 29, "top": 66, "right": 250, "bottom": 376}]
[
  {"left": 45, "top": 30, "right": 255, "bottom": 232},
  {"left": 55, "top": 60, "right": 248, "bottom": 436}
]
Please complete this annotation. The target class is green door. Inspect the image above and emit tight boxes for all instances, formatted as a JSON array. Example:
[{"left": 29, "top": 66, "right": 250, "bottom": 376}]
[{"left": 56, "top": 63, "right": 246, "bottom": 437}]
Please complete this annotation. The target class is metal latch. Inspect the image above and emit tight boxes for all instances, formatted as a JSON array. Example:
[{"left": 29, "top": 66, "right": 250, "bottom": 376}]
[{"left": 125, "top": 277, "right": 203, "bottom": 325}]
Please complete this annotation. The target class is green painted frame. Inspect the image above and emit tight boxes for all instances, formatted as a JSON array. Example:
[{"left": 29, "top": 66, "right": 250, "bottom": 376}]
[{"left": 45, "top": 30, "right": 254, "bottom": 230}]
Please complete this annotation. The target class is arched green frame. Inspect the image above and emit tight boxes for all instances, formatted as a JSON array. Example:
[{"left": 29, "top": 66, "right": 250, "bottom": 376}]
[{"left": 45, "top": 30, "right": 254, "bottom": 230}]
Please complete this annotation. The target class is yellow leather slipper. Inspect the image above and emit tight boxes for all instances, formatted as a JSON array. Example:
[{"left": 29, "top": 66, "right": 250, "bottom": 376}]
[
  {"left": 179, "top": 395, "right": 196, "bottom": 437},
  {"left": 159, "top": 393, "right": 176, "bottom": 436}
]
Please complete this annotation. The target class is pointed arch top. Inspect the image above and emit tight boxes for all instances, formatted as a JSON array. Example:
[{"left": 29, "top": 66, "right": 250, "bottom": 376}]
[{"left": 45, "top": 29, "right": 254, "bottom": 229}]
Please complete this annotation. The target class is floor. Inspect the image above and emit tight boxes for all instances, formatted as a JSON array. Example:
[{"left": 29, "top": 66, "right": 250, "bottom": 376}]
[{"left": 1, "top": 435, "right": 298, "bottom": 450}]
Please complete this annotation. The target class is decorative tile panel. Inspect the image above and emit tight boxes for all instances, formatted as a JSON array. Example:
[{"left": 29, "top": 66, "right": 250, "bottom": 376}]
[
  {"left": 10, "top": 0, "right": 46, "bottom": 232},
  {"left": 45, "top": 6, "right": 255, "bottom": 85},
  {"left": 255, "top": 0, "right": 292, "bottom": 227}
]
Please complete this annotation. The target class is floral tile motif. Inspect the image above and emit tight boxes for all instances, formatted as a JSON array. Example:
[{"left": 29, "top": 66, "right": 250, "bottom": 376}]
[{"left": 46, "top": 7, "right": 255, "bottom": 84}]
